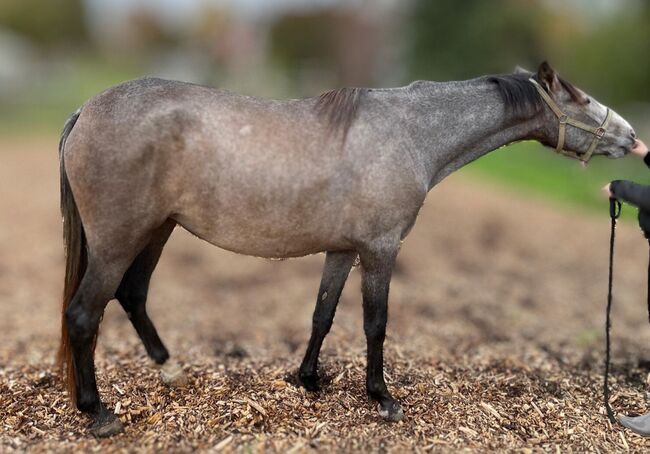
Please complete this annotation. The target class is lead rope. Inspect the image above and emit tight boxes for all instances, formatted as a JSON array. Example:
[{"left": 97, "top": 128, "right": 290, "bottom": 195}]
[{"left": 604, "top": 197, "right": 621, "bottom": 424}]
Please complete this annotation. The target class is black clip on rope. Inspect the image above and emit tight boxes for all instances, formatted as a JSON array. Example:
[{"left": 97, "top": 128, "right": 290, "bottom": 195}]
[{"left": 604, "top": 197, "right": 621, "bottom": 424}]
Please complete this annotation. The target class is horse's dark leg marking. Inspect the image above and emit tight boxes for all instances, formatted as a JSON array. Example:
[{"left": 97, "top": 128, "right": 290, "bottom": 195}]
[
  {"left": 115, "top": 220, "right": 175, "bottom": 365},
  {"left": 298, "top": 250, "right": 356, "bottom": 391},
  {"left": 359, "top": 247, "right": 403, "bottom": 422},
  {"left": 65, "top": 258, "right": 131, "bottom": 437}
]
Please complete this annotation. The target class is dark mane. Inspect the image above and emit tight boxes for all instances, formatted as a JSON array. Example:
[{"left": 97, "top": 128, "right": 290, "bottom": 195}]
[
  {"left": 315, "top": 87, "right": 365, "bottom": 139},
  {"left": 488, "top": 73, "right": 543, "bottom": 118},
  {"left": 489, "top": 73, "right": 588, "bottom": 118}
]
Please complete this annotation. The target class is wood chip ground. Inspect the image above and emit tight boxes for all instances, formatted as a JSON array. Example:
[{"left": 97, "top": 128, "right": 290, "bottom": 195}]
[{"left": 2, "top": 140, "right": 650, "bottom": 452}]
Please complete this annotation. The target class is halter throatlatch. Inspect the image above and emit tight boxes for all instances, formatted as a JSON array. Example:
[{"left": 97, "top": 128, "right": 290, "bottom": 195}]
[{"left": 529, "top": 78, "right": 612, "bottom": 162}]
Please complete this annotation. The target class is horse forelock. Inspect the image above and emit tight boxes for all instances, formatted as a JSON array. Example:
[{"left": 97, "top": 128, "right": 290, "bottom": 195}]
[{"left": 315, "top": 87, "right": 365, "bottom": 139}]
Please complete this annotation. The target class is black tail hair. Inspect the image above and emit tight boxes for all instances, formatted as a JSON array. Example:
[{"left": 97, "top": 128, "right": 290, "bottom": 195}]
[{"left": 56, "top": 109, "right": 87, "bottom": 405}]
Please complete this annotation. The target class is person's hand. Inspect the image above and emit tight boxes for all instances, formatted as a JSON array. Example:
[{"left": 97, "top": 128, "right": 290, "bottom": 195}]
[
  {"left": 602, "top": 183, "right": 613, "bottom": 199},
  {"left": 631, "top": 139, "right": 648, "bottom": 158}
]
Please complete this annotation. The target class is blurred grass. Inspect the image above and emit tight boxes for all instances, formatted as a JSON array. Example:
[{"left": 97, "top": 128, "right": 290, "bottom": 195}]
[
  {"left": 462, "top": 141, "right": 648, "bottom": 220},
  {"left": 0, "top": 57, "right": 142, "bottom": 135}
]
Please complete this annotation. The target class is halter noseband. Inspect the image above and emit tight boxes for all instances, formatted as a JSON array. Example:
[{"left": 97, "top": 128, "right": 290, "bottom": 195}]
[{"left": 529, "top": 78, "right": 612, "bottom": 162}]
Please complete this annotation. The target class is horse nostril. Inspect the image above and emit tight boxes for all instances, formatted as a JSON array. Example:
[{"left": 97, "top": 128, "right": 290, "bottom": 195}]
[{"left": 631, "top": 129, "right": 637, "bottom": 139}]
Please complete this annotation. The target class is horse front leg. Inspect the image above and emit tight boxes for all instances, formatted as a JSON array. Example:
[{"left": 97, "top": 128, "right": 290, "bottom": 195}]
[
  {"left": 359, "top": 245, "right": 403, "bottom": 422},
  {"left": 298, "top": 250, "right": 356, "bottom": 391}
]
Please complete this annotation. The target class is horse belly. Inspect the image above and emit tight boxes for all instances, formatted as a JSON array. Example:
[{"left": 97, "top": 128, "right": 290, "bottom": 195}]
[
  {"left": 173, "top": 195, "right": 349, "bottom": 258},
  {"left": 170, "top": 130, "right": 356, "bottom": 257}
]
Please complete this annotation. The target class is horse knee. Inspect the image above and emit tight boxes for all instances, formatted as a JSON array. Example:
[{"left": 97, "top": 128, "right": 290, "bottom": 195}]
[{"left": 363, "top": 322, "right": 386, "bottom": 342}]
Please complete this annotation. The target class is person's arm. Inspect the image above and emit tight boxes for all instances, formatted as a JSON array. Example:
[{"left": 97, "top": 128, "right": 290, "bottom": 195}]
[{"left": 610, "top": 180, "right": 650, "bottom": 212}]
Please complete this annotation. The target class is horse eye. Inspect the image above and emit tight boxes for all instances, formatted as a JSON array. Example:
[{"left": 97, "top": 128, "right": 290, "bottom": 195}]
[{"left": 586, "top": 98, "right": 591, "bottom": 104}]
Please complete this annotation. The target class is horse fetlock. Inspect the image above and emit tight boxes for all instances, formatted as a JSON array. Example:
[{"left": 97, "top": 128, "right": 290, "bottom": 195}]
[
  {"left": 367, "top": 381, "right": 403, "bottom": 421},
  {"left": 150, "top": 348, "right": 170, "bottom": 365},
  {"left": 297, "top": 370, "right": 320, "bottom": 392},
  {"left": 76, "top": 391, "right": 101, "bottom": 414},
  {"left": 366, "top": 380, "right": 389, "bottom": 400}
]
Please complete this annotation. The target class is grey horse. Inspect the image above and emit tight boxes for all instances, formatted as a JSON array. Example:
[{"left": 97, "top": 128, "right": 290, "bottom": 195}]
[{"left": 57, "top": 62, "right": 638, "bottom": 436}]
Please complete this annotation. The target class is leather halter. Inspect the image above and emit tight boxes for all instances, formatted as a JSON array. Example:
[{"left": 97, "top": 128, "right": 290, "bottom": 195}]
[{"left": 529, "top": 78, "right": 612, "bottom": 162}]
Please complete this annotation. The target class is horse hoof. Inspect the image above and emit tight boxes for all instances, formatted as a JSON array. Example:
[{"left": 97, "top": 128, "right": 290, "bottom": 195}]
[
  {"left": 160, "top": 361, "right": 187, "bottom": 387},
  {"left": 377, "top": 401, "right": 404, "bottom": 422},
  {"left": 90, "top": 415, "right": 124, "bottom": 438},
  {"left": 297, "top": 373, "right": 320, "bottom": 392}
]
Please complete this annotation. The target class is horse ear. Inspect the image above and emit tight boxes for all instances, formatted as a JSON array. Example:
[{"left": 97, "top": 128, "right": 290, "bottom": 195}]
[
  {"left": 513, "top": 65, "right": 531, "bottom": 75},
  {"left": 537, "top": 61, "right": 560, "bottom": 94}
]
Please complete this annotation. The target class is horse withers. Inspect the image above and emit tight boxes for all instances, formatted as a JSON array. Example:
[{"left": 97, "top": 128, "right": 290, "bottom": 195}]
[{"left": 57, "top": 62, "right": 638, "bottom": 436}]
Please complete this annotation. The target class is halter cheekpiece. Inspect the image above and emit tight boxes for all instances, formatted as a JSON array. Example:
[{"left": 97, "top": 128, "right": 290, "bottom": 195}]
[{"left": 529, "top": 78, "right": 612, "bottom": 162}]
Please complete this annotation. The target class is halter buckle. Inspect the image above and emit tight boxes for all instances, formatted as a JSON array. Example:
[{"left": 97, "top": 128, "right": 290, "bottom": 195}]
[
  {"left": 559, "top": 114, "right": 568, "bottom": 124},
  {"left": 595, "top": 127, "right": 606, "bottom": 139}
]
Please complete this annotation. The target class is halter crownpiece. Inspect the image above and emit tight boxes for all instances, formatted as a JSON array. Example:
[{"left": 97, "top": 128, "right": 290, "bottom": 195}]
[{"left": 529, "top": 78, "right": 612, "bottom": 162}]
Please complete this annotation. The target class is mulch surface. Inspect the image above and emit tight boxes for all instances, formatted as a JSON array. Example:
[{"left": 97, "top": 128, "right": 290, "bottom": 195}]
[{"left": 2, "top": 139, "right": 650, "bottom": 452}]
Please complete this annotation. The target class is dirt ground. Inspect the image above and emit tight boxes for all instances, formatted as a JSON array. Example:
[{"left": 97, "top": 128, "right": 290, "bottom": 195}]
[{"left": 2, "top": 138, "right": 650, "bottom": 452}]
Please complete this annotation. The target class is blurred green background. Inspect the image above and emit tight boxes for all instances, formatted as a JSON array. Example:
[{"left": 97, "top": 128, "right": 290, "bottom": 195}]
[{"left": 1, "top": 0, "right": 649, "bottom": 216}]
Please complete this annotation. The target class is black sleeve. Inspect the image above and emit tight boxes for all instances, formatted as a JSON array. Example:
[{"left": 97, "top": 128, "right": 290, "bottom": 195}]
[
  {"left": 611, "top": 180, "right": 650, "bottom": 211},
  {"left": 639, "top": 209, "right": 650, "bottom": 240},
  {"left": 644, "top": 153, "right": 650, "bottom": 169}
]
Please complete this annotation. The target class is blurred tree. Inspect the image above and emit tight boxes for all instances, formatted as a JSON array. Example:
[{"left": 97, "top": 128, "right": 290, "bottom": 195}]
[
  {"left": 560, "top": 8, "right": 650, "bottom": 105},
  {"left": 269, "top": 10, "right": 382, "bottom": 89},
  {"left": 125, "top": 9, "right": 180, "bottom": 52},
  {"left": 269, "top": 12, "right": 337, "bottom": 78},
  {"left": 409, "top": 0, "right": 546, "bottom": 81},
  {"left": 0, "top": 0, "right": 87, "bottom": 48},
  {"left": 408, "top": 0, "right": 650, "bottom": 106}
]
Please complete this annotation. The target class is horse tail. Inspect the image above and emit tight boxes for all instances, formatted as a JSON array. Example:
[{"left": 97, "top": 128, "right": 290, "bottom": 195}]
[{"left": 57, "top": 108, "right": 85, "bottom": 405}]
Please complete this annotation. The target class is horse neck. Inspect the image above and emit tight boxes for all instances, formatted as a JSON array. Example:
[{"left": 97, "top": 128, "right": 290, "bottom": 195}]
[{"left": 383, "top": 78, "right": 547, "bottom": 190}]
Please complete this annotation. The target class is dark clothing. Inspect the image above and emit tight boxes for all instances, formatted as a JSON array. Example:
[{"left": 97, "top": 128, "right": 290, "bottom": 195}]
[{"left": 610, "top": 153, "right": 650, "bottom": 238}]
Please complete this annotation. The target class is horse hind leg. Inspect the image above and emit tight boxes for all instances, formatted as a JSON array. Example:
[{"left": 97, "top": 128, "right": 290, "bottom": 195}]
[
  {"left": 115, "top": 219, "right": 187, "bottom": 387},
  {"left": 64, "top": 215, "right": 174, "bottom": 436},
  {"left": 65, "top": 254, "right": 135, "bottom": 437}
]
